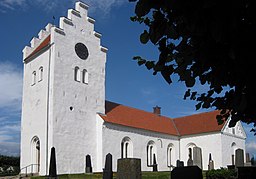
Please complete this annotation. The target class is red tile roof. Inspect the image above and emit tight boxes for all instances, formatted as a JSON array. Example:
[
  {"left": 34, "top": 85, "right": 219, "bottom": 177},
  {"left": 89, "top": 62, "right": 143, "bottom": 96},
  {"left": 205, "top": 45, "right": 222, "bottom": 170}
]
[
  {"left": 100, "top": 101, "right": 179, "bottom": 136},
  {"left": 25, "top": 35, "right": 51, "bottom": 60},
  {"left": 101, "top": 101, "right": 225, "bottom": 136},
  {"left": 173, "top": 110, "right": 224, "bottom": 136}
]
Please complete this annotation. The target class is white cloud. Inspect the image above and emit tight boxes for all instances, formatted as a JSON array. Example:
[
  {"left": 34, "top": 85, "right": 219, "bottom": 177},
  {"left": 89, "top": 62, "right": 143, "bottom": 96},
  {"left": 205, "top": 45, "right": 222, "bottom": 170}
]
[
  {"left": 0, "top": 0, "right": 26, "bottom": 10},
  {"left": 0, "top": 0, "right": 128, "bottom": 18},
  {"left": 2, "top": 123, "right": 21, "bottom": 133},
  {"left": 0, "top": 142, "right": 20, "bottom": 156},
  {"left": 246, "top": 140, "right": 256, "bottom": 156},
  {"left": 85, "top": 0, "right": 126, "bottom": 15},
  {"left": 0, "top": 0, "right": 127, "bottom": 15},
  {"left": 0, "top": 62, "right": 23, "bottom": 110}
]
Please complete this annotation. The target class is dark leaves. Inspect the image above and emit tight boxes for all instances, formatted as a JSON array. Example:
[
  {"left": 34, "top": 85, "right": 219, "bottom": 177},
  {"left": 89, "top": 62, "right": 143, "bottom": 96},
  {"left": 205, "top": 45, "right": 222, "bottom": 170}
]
[
  {"left": 140, "top": 30, "right": 150, "bottom": 44},
  {"left": 130, "top": 0, "right": 256, "bottom": 133}
]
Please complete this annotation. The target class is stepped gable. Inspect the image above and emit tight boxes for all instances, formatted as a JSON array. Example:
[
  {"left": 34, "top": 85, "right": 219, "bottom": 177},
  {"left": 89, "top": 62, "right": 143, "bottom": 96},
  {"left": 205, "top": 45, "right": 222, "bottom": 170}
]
[
  {"left": 23, "top": 1, "right": 107, "bottom": 62},
  {"left": 173, "top": 110, "right": 224, "bottom": 136},
  {"left": 100, "top": 101, "right": 179, "bottom": 136},
  {"left": 23, "top": 23, "right": 52, "bottom": 61}
]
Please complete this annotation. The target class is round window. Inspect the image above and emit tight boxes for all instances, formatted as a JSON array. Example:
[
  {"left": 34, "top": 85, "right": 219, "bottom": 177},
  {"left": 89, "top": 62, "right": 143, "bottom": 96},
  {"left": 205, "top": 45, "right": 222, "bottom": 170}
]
[{"left": 75, "top": 43, "right": 89, "bottom": 60}]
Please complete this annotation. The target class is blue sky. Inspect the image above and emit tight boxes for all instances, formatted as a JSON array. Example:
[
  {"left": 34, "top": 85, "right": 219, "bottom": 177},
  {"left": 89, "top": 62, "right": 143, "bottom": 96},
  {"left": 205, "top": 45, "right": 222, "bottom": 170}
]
[{"left": 0, "top": 0, "right": 255, "bottom": 158}]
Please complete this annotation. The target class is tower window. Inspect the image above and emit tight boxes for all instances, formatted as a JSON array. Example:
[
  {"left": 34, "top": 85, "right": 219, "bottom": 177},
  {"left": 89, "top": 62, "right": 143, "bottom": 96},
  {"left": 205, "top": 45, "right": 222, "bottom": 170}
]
[
  {"left": 32, "top": 71, "right": 36, "bottom": 85},
  {"left": 39, "top": 67, "right": 43, "bottom": 82},
  {"left": 82, "top": 69, "right": 88, "bottom": 84},
  {"left": 74, "top": 66, "right": 80, "bottom": 82}
]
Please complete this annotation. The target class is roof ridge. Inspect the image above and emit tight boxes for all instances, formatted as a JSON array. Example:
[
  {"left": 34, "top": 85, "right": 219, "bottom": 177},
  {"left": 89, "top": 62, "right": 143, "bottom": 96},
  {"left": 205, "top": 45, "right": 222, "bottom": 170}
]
[
  {"left": 173, "top": 110, "right": 219, "bottom": 120},
  {"left": 106, "top": 100, "right": 172, "bottom": 119},
  {"left": 171, "top": 118, "right": 181, "bottom": 136}
]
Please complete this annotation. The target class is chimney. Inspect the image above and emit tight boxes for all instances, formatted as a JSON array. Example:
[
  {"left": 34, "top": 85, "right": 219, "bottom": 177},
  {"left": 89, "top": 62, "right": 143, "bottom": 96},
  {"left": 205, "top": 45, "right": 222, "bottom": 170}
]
[{"left": 153, "top": 106, "right": 161, "bottom": 115}]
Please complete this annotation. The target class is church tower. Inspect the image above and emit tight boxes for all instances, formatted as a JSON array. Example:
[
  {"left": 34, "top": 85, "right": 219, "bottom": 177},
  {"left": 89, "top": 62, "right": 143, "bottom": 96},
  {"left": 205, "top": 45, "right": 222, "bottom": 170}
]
[{"left": 20, "top": 1, "right": 107, "bottom": 175}]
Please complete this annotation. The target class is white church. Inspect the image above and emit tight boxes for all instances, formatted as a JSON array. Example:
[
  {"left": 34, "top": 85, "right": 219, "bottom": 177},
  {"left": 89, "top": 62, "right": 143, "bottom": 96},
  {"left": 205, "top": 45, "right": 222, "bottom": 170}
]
[{"left": 20, "top": 1, "right": 246, "bottom": 176}]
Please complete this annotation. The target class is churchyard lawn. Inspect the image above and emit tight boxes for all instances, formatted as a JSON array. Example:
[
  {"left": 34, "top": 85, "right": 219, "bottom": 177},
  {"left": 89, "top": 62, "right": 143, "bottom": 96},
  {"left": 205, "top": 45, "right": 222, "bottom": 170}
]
[{"left": 31, "top": 171, "right": 207, "bottom": 179}]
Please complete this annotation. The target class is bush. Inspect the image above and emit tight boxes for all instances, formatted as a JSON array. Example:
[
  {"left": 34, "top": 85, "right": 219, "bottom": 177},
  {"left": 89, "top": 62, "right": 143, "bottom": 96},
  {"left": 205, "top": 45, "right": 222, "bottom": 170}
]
[{"left": 206, "top": 168, "right": 237, "bottom": 179}]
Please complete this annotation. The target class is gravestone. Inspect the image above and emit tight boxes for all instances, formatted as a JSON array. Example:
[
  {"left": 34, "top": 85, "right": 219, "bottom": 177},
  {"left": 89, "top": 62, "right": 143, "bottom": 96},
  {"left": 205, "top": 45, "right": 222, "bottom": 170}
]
[
  {"left": 187, "top": 158, "right": 193, "bottom": 166},
  {"left": 208, "top": 153, "right": 214, "bottom": 170},
  {"left": 85, "top": 154, "right": 92, "bottom": 173},
  {"left": 193, "top": 147, "right": 203, "bottom": 169},
  {"left": 171, "top": 166, "right": 203, "bottom": 179},
  {"left": 117, "top": 158, "right": 141, "bottom": 179},
  {"left": 48, "top": 147, "right": 57, "bottom": 179},
  {"left": 232, "top": 154, "right": 235, "bottom": 165},
  {"left": 176, "top": 160, "right": 184, "bottom": 167},
  {"left": 235, "top": 149, "right": 244, "bottom": 167},
  {"left": 152, "top": 154, "right": 158, "bottom": 172},
  {"left": 103, "top": 153, "right": 113, "bottom": 179},
  {"left": 245, "top": 153, "right": 251, "bottom": 166}
]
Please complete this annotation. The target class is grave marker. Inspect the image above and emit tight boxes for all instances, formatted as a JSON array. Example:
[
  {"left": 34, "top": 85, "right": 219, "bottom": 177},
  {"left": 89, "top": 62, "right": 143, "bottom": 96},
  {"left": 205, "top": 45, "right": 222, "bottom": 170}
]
[
  {"left": 85, "top": 154, "right": 92, "bottom": 173},
  {"left": 117, "top": 158, "right": 141, "bottom": 179},
  {"left": 103, "top": 153, "right": 113, "bottom": 179},
  {"left": 235, "top": 149, "right": 244, "bottom": 167},
  {"left": 193, "top": 147, "right": 203, "bottom": 169}
]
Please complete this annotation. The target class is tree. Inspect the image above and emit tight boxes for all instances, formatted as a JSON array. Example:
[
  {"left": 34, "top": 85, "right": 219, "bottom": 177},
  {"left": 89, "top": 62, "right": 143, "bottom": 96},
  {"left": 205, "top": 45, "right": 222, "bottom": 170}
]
[{"left": 129, "top": 0, "right": 256, "bottom": 132}]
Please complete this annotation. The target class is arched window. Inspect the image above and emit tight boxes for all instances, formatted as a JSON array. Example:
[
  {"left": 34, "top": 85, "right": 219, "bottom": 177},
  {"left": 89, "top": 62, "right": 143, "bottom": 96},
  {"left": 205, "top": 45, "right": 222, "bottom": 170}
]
[
  {"left": 231, "top": 142, "right": 237, "bottom": 165},
  {"left": 121, "top": 137, "right": 133, "bottom": 158},
  {"left": 31, "top": 136, "right": 40, "bottom": 173},
  {"left": 186, "top": 143, "right": 196, "bottom": 161},
  {"left": 167, "top": 143, "right": 174, "bottom": 167},
  {"left": 82, "top": 69, "right": 88, "bottom": 84},
  {"left": 147, "top": 141, "right": 156, "bottom": 166},
  {"left": 74, "top": 66, "right": 80, "bottom": 82},
  {"left": 39, "top": 67, "right": 43, "bottom": 82},
  {"left": 32, "top": 71, "right": 36, "bottom": 85}
]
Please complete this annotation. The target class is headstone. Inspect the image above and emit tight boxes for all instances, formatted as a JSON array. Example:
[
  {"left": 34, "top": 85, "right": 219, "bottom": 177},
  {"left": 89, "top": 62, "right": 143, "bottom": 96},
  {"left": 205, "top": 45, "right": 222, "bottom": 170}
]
[
  {"left": 245, "top": 153, "right": 252, "bottom": 166},
  {"left": 187, "top": 158, "right": 193, "bottom": 166},
  {"left": 176, "top": 160, "right": 184, "bottom": 167},
  {"left": 103, "top": 153, "right": 113, "bottom": 179},
  {"left": 48, "top": 147, "right": 57, "bottom": 179},
  {"left": 208, "top": 153, "right": 214, "bottom": 170},
  {"left": 246, "top": 153, "right": 250, "bottom": 163},
  {"left": 85, "top": 154, "right": 92, "bottom": 173},
  {"left": 237, "top": 166, "right": 256, "bottom": 179},
  {"left": 117, "top": 158, "right": 141, "bottom": 179},
  {"left": 232, "top": 154, "right": 235, "bottom": 165},
  {"left": 193, "top": 147, "right": 203, "bottom": 169},
  {"left": 152, "top": 154, "right": 158, "bottom": 172},
  {"left": 235, "top": 149, "right": 244, "bottom": 167},
  {"left": 171, "top": 166, "right": 203, "bottom": 179}
]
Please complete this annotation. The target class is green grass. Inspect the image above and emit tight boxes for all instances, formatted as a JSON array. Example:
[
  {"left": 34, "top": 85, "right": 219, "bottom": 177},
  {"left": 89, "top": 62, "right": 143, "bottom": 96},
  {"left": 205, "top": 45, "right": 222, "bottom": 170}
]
[
  {"left": 32, "top": 171, "right": 206, "bottom": 179},
  {"left": 31, "top": 172, "right": 170, "bottom": 179}
]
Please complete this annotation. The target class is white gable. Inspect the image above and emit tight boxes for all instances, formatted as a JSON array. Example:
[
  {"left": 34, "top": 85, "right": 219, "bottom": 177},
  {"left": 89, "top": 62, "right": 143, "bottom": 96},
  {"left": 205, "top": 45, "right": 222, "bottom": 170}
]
[{"left": 222, "top": 117, "right": 247, "bottom": 139}]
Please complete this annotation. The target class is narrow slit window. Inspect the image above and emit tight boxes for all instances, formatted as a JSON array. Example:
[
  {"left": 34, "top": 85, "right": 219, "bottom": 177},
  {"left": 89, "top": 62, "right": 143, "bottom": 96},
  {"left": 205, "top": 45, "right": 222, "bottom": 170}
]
[
  {"left": 74, "top": 67, "right": 80, "bottom": 82},
  {"left": 39, "top": 67, "right": 43, "bottom": 82},
  {"left": 32, "top": 71, "right": 36, "bottom": 85},
  {"left": 167, "top": 147, "right": 172, "bottom": 167},
  {"left": 82, "top": 69, "right": 88, "bottom": 84}
]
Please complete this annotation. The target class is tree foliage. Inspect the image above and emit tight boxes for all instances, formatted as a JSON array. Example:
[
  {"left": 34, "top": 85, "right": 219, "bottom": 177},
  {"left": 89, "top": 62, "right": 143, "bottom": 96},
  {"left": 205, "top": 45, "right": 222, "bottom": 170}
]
[{"left": 129, "top": 0, "right": 256, "bottom": 131}]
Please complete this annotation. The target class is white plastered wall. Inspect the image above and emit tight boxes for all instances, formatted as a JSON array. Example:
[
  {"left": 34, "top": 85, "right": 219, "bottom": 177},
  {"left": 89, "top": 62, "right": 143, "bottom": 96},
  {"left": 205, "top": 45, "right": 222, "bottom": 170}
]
[
  {"left": 49, "top": 2, "right": 107, "bottom": 175},
  {"left": 221, "top": 120, "right": 246, "bottom": 167},
  {"left": 180, "top": 133, "right": 223, "bottom": 170},
  {"left": 20, "top": 47, "right": 51, "bottom": 175},
  {"left": 102, "top": 122, "right": 180, "bottom": 172}
]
